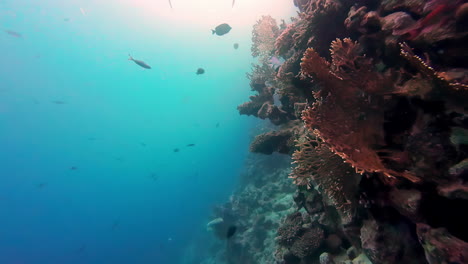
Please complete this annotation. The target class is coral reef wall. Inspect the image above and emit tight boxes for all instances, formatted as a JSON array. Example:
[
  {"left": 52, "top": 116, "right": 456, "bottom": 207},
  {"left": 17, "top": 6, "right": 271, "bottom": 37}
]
[{"left": 208, "top": 0, "right": 468, "bottom": 263}]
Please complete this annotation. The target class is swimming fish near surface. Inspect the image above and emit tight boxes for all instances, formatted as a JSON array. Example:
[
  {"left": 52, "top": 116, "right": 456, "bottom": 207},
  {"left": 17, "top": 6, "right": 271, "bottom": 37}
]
[
  {"left": 186, "top": 144, "right": 196, "bottom": 147},
  {"left": 128, "top": 55, "right": 151, "bottom": 69},
  {"left": 212, "top": 23, "right": 232, "bottom": 36}
]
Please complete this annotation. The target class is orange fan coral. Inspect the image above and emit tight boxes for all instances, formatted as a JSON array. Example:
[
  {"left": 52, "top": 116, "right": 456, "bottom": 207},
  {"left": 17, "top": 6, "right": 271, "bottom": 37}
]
[{"left": 300, "top": 38, "right": 419, "bottom": 182}]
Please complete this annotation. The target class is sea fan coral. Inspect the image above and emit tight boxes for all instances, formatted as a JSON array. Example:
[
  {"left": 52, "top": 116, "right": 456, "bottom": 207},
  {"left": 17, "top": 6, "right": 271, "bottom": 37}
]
[
  {"left": 290, "top": 136, "right": 360, "bottom": 224},
  {"left": 300, "top": 38, "right": 419, "bottom": 182},
  {"left": 252, "top": 15, "right": 280, "bottom": 61}
]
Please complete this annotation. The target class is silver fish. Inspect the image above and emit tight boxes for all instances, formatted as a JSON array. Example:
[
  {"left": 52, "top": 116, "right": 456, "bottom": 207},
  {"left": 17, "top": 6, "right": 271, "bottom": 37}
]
[{"left": 128, "top": 54, "right": 151, "bottom": 69}]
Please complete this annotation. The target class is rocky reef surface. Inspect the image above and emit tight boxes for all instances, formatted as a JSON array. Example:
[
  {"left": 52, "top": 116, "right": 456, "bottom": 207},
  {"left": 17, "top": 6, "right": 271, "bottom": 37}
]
[{"left": 201, "top": 0, "right": 468, "bottom": 263}]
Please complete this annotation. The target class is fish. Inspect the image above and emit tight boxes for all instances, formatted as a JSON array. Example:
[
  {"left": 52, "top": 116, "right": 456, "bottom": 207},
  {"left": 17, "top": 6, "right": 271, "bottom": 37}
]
[
  {"left": 76, "top": 244, "right": 86, "bottom": 254},
  {"left": 186, "top": 144, "right": 195, "bottom": 147},
  {"left": 149, "top": 173, "right": 159, "bottom": 181},
  {"left": 140, "top": 142, "right": 146, "bottom": 147},
  {"left": 233, "top": 43, "right": 239, "bottom": 49},
  {"left": 36, "top": 183, "right": 47, "bottom": 189},
  {"left": 4, "top": 30, "right": 22, "bottom": 38},
  {"left": 173, "top": 148, "right": 180, "bottom": 152},
  {"left": 212, "top": 23, "right": 232, "bottom": 36},
  {"left": 111, "top": 220, "right": 120, "bottom": 230},
  {"left": 226, "top": 225, "right": 237, "bottom": 238},
  {"left": 128, "top": 54, "right": 151, "bottom": 69},
  {"left": 70, "top": 166, "right": 78, "bottom": 171},
  {"left": 196, "top": 68, "right": 205, "bottom": 75},
  {"left": 168, "top": 0, "right": 173, "bottom": 9},
  {"left": 216, "top": 122, "right": 220, "bottom": 128}
]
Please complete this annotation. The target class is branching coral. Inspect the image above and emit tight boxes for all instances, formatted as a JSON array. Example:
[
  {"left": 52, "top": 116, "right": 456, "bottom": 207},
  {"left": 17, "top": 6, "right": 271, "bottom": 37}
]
[
  {"left": 275, "top": 23, "right": 296, "bottom": 58},
  {"left": 398, "top": 42, "right": 468, "bottom": 112},
  {"left": 399, "top": 42, "right": 468, "bottom": 92},
  {"left": 252, "top": 15, "right": 280, "bottom": 62},
  {"left": 300, "top": 38, "right": 420, "bottom": 182}
]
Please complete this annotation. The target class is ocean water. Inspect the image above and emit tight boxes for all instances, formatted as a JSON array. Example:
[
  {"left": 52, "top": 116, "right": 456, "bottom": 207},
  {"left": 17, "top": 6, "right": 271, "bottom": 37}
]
[{"left": 0, "top": 1, "right": 296, "bottom": 263}]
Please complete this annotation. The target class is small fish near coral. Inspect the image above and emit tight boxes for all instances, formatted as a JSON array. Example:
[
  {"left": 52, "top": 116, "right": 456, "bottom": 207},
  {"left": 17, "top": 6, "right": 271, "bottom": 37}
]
[
  {"left": 128, "top": 55, "right": 151, "bottom": 69},
  {"left": 212, "top": 23, "right": 232, "bottom": 36},
  {"left": 196, "top": 68, "right": 205, "bottom": 75}
]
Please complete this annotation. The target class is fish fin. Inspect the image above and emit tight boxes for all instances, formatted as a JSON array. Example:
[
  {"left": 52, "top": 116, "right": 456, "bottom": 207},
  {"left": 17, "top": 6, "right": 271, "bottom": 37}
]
[{"left": 212, "top": 29, "right": 215, "bottom": 35}]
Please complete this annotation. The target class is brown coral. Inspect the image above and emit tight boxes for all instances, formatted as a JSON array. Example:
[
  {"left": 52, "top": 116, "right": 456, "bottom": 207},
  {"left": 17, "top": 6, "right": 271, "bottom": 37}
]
[
  {"left": 290, "top": 227, "right": 324, "bottom": 258},
  {"left": 290, "top": 136, "right": 361, "bottom": 224},
  {"left": 416, "top": 223, "right": 468, "bottom": 264},
  {"left": 250, "top": 129, "right": 295, "bottom": 155},
  {"left": 300, "top": 39, "right": 419, "bottom": 182}
]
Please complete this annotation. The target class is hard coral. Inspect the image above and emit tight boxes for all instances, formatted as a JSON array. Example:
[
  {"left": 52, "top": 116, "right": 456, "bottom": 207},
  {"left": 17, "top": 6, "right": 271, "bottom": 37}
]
[
  {"left": 249, "top": 129, "right": 295, "bottom": 155},
  {"left": 417, "top": 223, "right": 468, "bottom": 264},
  {"left": 277, "top": 212, "right": 304, "bottom": 247},
  {"left": 290, "top": 226, "right": 324, "bottom": 258}
]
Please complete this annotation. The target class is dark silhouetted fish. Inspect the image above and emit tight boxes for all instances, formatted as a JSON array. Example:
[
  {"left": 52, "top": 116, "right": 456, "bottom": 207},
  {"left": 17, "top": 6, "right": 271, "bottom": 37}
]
[
  {"left": 111, "top": 220, "right": 120, "bottom": 230},
  {"left": 186, "top": 144, "right": 195, "bottom": 147},
  {"left": 173, "top": 148, "right": 180, "bottom": 152},
  {"left": 196, "top": 68, "right": 205, "bottom": 75},
  {"left": 233, "top": 43, "right": 239, "bottom": 49},
  {"left": 36, "top": 183, "right": 47, "bottom": 189},
  {"left": 76, "top": 244, "right": 86, "bottom": 254},
  {"left": 149, "top": 173, "right": 159, "bottom": 181},
  {"left": 70, "top": 166, "right": 78, "bottom": 171},
  {"left": 128, "top": 55, "right": 151, "bottom": 69},
  {"left": 226, "top": 225, "right": 237, "bottom": 238},
  {"left": 4, "top": 30, "right": 22, "bottom": 38},
  {"left": 212, "top": 23, "right": 231, "bottom": 36}
]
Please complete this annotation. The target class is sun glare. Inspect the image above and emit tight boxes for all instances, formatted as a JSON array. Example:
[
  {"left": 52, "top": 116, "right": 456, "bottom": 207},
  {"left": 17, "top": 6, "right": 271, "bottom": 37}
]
[{"left": 124, "top": 0, "right": 297, "bottom": 27}]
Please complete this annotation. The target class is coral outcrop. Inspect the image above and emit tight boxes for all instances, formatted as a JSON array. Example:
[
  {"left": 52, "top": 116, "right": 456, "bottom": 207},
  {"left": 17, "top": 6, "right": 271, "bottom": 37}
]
[{"left": 197, "top": 0, "right": 468, "bottom": 263}]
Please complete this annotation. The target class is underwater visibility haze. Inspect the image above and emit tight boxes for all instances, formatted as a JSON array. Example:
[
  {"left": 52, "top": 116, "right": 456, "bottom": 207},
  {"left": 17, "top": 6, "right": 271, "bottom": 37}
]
[
  {"left": 2, "top": 0, "right": 468, "bottom": 264},
  {"left": 0, "top": 0, "right": 295, "bottom": 263}
]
